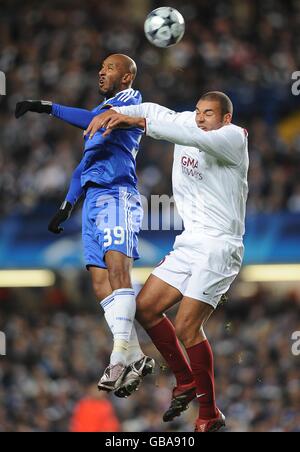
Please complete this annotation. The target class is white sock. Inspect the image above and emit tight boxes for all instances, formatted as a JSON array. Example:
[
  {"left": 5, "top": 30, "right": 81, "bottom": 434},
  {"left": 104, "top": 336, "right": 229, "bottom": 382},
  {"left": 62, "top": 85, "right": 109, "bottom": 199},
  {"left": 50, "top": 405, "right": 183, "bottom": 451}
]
[
  {"left": 100, "top": 293, "right": 115, "bottom": 336},
  {"left": 100, "top": 291, "right": 144, "bottom": 366},
  {"left": 110, "top": 288, "right": 136, "bottom": 366},
  {"left": 127, "top": 323, "right": 144, "bottom": 364}
]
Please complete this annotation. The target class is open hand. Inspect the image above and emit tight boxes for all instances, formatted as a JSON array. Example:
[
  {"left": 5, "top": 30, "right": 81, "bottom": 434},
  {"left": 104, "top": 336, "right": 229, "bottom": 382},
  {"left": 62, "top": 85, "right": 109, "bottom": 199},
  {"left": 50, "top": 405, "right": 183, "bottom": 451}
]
[
  {"left": 102, "top": 114, "right": 146, "bottom": 137},
  {"left": 84, "top": 109, "right": 118, "bottom": 139}
]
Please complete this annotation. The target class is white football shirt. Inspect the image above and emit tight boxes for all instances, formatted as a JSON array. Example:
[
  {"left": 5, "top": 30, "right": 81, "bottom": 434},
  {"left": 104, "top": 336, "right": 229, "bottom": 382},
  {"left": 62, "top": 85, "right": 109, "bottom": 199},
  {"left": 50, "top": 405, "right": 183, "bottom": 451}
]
[{"left": 114, "top": 103, "right": 249, "bottom": 239}]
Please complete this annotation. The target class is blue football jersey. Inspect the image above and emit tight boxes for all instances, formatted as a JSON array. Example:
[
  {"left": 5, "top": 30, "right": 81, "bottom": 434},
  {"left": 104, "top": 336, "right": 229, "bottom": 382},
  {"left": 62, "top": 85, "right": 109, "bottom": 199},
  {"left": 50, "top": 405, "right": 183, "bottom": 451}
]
[{"left": 81, "top": 89, "right": 143, "bottom": 192}]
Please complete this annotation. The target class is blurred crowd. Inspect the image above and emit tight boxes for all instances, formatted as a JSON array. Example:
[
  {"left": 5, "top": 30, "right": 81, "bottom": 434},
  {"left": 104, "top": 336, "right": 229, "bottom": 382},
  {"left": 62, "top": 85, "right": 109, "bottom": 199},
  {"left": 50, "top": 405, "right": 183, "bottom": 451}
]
[
  {"left": 1, "top": 0, "right": 300, "bottom": 434},
  {"left": 0, "top": 280, "right": 299, "bottom": 432},
  {"left": 0, "top": 0, "right": 300, "bottom": 217}
]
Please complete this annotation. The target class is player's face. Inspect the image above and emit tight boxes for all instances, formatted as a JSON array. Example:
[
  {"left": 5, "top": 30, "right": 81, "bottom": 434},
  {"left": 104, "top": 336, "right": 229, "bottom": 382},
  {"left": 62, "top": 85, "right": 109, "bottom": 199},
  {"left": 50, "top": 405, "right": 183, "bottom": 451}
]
[
  {"left": 195, "top": 100, "right": 231, "bottom": 131},
  {"left": 98, "top": 57, "right": 125, "bottom": 98}
]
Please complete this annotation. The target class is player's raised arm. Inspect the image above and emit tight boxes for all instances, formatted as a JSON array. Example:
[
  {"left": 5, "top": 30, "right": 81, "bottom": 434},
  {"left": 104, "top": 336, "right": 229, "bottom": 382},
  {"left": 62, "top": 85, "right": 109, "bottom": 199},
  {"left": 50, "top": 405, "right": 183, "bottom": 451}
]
[
  {"left": 99, "top": 114, "right": 145, "bottom": 137},
  {"left": 15, "top": 100, "right": 101, "bottom": 130},
  {"left": 15, "top": 100, "right": 52, "bottom": 118},
  {"left": 114, "top": 102, "right": 176, "bottom": 121},
  {"left": 51, "top": 104, "right": 102, "bottom": 130},
  {"left": 146, "top": 120, "right": 247, "bottom": 166},
  {"left": 84, "top": 102, "right": 190, "bottom": 139}
]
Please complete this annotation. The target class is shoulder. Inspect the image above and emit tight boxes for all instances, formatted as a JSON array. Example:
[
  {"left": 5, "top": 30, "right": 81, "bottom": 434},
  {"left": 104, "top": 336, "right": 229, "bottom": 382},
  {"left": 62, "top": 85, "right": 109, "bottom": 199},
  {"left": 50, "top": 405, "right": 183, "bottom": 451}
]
[
  {"left": 225, "top": 123, "right": 248, "bottom": 137},
  {"left": 218, "top": 124, "right": 248, "bottom": 143},
  {"left": 92, "top": 102, "right": 106, "bottom": 113},
  {"left": 108, "top": 89, "right": 142, "bottom": 108}
]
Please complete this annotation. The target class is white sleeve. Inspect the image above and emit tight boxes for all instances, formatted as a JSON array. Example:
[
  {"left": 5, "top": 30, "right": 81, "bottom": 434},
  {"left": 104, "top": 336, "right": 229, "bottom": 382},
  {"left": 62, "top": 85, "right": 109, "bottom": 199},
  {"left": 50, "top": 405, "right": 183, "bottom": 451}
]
[
  {"left": 113, "top": 102, "right": 188, "bottom": 123},
  {"left": 146, "top": 120, "right": 246, "bottom": 166}
]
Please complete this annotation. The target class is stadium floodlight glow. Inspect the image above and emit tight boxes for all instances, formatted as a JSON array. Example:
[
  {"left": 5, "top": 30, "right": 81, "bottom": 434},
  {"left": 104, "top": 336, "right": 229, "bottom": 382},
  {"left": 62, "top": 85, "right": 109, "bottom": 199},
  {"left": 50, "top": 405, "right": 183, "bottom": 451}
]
[
  {"left": 132, "top": 265, "right": 300, "bottom": 285},
  {"left": 241, "top": 265, "right": 300, "bottom": 282},
  {"left": 0, "top": 270, "right": 55, "bottom": 287}
]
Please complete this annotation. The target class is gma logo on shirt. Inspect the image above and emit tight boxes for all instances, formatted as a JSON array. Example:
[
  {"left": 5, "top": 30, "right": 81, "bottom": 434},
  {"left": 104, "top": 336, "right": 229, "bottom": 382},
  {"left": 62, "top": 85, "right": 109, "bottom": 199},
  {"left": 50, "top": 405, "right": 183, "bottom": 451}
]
[{"left": 0, "top": 71, "right": 6, "bottom": 96}]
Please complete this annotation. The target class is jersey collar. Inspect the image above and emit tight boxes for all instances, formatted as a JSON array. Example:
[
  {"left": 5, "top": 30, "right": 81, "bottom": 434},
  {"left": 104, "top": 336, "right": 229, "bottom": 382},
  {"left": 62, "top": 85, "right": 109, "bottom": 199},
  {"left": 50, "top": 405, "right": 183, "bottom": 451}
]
[{"left": 104, "top": 88, "right": 134, "bottom": 104}]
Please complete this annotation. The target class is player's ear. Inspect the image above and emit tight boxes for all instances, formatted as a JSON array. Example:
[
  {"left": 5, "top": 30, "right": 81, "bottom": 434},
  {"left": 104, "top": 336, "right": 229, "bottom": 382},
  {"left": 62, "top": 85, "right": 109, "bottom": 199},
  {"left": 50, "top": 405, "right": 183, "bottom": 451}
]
[
  {"left": 122, "top": 73, "right": 133, "bottom": 84},
  {"left": 224, "top": 113, "right": 232, "bottom": 125}
]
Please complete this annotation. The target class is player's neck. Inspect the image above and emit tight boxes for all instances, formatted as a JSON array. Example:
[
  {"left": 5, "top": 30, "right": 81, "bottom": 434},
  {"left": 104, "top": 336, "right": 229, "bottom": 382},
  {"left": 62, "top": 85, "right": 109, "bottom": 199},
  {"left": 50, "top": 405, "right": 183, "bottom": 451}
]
[
  {"left": 117, "top": 84, "right": 133, "bottom": 95},
  {"left": 104, "top": 85, "right": 133, "bottom": 101}
]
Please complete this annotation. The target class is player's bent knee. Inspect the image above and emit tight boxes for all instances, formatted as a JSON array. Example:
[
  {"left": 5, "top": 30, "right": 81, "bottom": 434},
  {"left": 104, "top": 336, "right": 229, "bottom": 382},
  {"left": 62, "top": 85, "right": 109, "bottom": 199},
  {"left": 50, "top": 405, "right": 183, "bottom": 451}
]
[
  {"left": 135, "top": 300, "right": 152, "bottom": 326},
  {"left": 92, "top": 282, "right": 111, "bottom": 301},
  {"left": 136, "top": 294, "right": 162, "bottom": 328},
  {"left": 91, "top": 279, "right": 107, "bottom": 300}
]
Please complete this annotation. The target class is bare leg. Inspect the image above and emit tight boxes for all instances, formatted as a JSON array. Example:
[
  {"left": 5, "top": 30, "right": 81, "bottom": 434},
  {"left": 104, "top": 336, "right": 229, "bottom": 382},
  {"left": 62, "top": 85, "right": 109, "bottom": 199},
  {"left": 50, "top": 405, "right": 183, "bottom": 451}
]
[{"left": 89, "top": 266, "right": 112, "bottom": 301}]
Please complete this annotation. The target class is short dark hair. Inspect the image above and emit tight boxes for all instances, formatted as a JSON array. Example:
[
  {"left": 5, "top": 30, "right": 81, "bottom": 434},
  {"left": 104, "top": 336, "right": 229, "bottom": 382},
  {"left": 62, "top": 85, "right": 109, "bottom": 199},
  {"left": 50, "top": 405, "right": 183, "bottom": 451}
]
[{"left": 200, "top": 91, "right": 233, "bottom": 116}]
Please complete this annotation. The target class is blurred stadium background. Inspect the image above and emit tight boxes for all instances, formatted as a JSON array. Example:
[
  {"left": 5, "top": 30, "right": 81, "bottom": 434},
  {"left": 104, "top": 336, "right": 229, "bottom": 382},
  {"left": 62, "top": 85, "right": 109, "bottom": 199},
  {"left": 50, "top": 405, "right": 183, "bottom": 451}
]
[{"left": 0, "top": 0, "right": 300, "bottom": 432}]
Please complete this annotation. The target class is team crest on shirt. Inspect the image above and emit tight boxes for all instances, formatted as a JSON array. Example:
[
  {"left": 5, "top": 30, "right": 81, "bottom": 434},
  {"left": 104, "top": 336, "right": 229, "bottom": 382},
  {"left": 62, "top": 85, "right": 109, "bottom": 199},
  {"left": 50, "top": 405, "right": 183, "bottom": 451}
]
[{"left": 181, "top": 156, "right": 203, "bottom": 180}]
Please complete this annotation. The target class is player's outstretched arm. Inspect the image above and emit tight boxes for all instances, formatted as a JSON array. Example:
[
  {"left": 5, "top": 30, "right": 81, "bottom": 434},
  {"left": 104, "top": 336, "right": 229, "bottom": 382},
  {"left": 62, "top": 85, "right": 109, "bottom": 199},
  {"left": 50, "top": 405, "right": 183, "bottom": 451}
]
[
  {"left": 84, "top": 103, "right": 182, "bottom": 139},
  {"left": 51, "top": 104, "right": 100, "bottom": 130},
  {"left": 15, "top": 100, "right": 100, "bottom": 130},
  {"left": 84, "top": 109, "right": 119, "bottom": 139},
  {"left": 146, "top": 119, "right": 246, "bottom": 166},
  {"left": 15, "top": 100, "right": 52, "bottom": 118},
  {"left": 101, "top": 114, "right": 146, "bottom": 137},
  {"left": 114, "top": 103, "right": 176, "bottom": 121},
  {"left": 48, "top": 160, "right": 84, "bottom": 234},
  {"left": 84, "top": 109, "right": 145, "bottom": 140}
]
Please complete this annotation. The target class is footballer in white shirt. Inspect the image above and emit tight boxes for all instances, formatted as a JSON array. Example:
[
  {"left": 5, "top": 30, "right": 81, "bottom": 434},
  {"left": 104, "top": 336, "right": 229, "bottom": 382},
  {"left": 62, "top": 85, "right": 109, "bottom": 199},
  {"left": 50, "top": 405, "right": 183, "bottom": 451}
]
[{"left": 86, "top": 92, "right": 249, "bottom": 432}]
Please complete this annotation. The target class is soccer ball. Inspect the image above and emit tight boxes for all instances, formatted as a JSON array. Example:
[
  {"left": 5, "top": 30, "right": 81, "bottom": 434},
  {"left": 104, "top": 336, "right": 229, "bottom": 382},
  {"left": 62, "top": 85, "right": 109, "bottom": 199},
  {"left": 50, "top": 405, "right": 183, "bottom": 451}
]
[{"left": 144, "top": 7, "right": 185, "bottom": 48}]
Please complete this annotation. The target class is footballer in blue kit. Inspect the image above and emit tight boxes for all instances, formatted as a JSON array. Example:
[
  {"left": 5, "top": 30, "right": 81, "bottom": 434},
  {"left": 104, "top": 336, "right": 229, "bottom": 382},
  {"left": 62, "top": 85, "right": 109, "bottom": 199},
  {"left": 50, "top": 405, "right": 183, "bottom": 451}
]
[
  {"left": 51, "top": 87, "right": 144, "bottom": 270},
  {"left": 15, "top": 54, "right": 155, "bottom": 396}
]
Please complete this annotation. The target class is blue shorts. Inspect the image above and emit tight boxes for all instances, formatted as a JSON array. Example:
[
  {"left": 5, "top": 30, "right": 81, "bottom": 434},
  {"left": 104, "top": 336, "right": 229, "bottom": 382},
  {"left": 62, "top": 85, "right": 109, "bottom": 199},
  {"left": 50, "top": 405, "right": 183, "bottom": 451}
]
[{"left": 82, "top": 186, "right": 143, "bottom": 269}]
